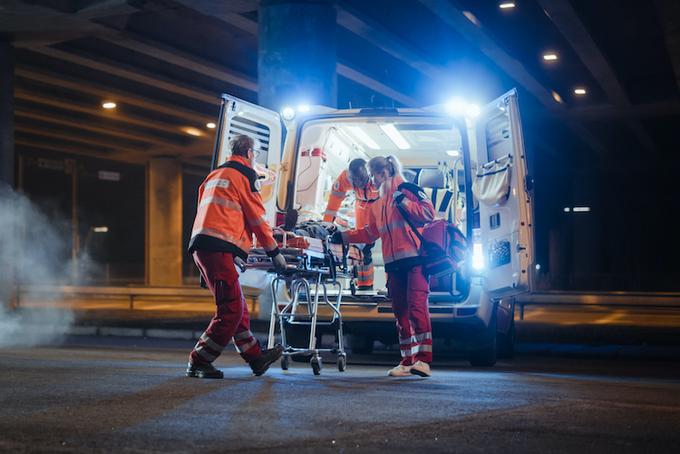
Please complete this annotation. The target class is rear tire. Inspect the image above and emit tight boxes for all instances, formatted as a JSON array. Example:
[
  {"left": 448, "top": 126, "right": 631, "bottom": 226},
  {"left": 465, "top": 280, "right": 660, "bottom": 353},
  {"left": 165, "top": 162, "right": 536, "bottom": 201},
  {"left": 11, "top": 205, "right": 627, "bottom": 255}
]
[
  {"left": 469, "top": 306, "right": 498, "bottom": 367},
  {"left": 497, "top": 319, "right": 515, "bottom": 359}
]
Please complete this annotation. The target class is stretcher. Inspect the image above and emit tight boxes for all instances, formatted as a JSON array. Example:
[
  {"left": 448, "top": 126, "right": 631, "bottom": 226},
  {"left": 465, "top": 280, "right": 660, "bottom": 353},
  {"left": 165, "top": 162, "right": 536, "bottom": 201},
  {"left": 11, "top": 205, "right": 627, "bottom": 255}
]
[{"left": 247, "top": 236, "right": 350, "bottom": 375}]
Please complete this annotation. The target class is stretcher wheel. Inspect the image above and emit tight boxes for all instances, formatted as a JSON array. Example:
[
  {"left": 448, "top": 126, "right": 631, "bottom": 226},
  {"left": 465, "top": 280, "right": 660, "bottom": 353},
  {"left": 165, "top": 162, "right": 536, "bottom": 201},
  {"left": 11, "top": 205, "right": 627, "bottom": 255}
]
[
  {"left": 281, "top": 356, "right": 289, "bottom": 371},
  {"left": 311, "top": 357, "right": 322, "bottom": 375},
  {"left": 337, "top": 354, "right": 346, "bottom": 372}
]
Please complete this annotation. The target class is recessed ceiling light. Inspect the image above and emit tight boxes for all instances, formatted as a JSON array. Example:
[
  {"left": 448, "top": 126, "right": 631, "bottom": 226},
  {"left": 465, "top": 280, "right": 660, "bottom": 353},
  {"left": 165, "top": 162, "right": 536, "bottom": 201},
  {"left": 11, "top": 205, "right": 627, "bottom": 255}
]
[
  {"left": 499, "top": 2, "right": 516, "bottom": 9},
  {"left": 347, "top": 126, "right": 380, "bottom": 150},
  {"left": 446, "top": 149, "right": 461, "bottom": 157},
  {"left": 543, "top": 53, "right": 558, "bottom": 61},
  {"left": 574, "top": 87, "right": 587, "bottom": 95},
  {"left": 102, "top": 101, "right": 117, "bottom": 109},
  {"left": 181, "top": 126, "right": 204, "bottom": 137},
  {"left": 206, "top": 122, "right": 216, "bottom": 129},
  {"left": 551, "top": 90, "right": 563, "bottom": 103},
  {"left": 462, "top": 10, "right": 481, "bottom": 27},
  {"left": 379, "top": 123, "right": 411, "bottom": 150}
]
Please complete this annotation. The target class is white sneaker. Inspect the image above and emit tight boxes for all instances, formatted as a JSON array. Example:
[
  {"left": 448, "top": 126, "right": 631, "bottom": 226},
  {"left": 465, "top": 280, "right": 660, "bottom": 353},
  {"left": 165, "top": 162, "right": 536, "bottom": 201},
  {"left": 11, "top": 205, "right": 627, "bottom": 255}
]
[
  {"left": 387, "top": 364, "right": 412, "bottom": 377},
  {"left": 410, "top": 361, "right": 431, "bottom": 377}
]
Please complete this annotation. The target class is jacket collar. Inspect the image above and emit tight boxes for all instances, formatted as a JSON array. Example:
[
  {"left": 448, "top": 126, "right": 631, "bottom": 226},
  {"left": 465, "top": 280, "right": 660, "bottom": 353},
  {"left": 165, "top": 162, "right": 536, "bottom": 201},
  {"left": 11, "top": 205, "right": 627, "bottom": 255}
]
[{"left": 228, "top": 155, "right": 254, "bottom": 169}]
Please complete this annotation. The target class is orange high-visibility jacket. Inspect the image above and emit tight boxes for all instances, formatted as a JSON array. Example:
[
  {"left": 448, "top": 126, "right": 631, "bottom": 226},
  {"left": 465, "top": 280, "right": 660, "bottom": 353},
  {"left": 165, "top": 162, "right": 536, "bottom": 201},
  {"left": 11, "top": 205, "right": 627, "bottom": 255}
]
[
  {"left": 343, "top": 176, "right": 435, "bottom": 272},
  {"left": 323, "top": 169, "right": 380, "bottom": 229},
  {"left": 189, "top": 155, "right": 279, "bottom": 259}
]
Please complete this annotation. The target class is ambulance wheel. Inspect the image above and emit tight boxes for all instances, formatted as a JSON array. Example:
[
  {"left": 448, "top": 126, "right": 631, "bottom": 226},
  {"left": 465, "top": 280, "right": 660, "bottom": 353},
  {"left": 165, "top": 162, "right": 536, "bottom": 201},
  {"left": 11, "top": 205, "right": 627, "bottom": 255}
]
[
  {"left": 311, "top": 357, "right": 322, "bottom": 375},
  {"left": 281, "top": 356, "right": 289, "bottom": 370},
  {"left": 337, "top": 354, "right": 347, "bottom": 372}
]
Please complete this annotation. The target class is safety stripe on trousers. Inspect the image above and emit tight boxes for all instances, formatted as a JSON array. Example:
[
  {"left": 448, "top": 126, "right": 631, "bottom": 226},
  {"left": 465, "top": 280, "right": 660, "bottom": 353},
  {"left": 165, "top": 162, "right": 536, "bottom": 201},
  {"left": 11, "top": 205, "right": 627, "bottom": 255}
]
[
  {"left": 194, "top": 344, "right": 218, "bottom": 362},
  {"left": 235, "top": 339, "right": 258, "bottom": 354},
  {"left": 399, "top": 343, "right": 433, "bottom": 357},
  {"left": 200, "top": 333, "right": 225, "bottom": 352},
  {"left": 233, "top": 330, "right": 254, "bottom": 341},
  {"left": 399, "top": 332, "right": 432, "bottom": 345}
]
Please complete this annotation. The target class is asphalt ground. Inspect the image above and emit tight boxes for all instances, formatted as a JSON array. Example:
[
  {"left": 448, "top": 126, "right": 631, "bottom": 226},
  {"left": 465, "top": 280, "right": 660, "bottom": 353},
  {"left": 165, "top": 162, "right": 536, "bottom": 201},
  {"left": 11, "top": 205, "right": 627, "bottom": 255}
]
[{"left": 1, "top": 336, "right": 680, "bottom": 453}]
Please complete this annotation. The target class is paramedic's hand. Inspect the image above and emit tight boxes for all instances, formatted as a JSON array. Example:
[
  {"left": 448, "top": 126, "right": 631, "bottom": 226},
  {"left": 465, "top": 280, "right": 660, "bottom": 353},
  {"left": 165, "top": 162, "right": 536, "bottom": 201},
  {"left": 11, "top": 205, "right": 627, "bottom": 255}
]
[
  {"left": 272, "top": 253, "right": 287, "bottom": 273},
  {"left": 234, "top": 256, "right": 247, "bottom": 272},
  {"left": 393, "top": 190, "right": 405, "bottom": 205},
  {"left": 330, "top": 231, "right": 344, "bottom": 244}
]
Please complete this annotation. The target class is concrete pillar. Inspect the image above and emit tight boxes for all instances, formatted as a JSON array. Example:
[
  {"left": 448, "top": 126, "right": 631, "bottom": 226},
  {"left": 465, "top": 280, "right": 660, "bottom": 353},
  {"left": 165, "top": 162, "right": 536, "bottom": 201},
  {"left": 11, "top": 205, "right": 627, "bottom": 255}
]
[
  {"left": 146, "top": 158, "right": 183, "bottom": 286},
  {"left": 258, "top": 0, "right": 337, "bottom": 110},
  {"left": 0, "top": 41, "right": 14, "bottom": 188}
]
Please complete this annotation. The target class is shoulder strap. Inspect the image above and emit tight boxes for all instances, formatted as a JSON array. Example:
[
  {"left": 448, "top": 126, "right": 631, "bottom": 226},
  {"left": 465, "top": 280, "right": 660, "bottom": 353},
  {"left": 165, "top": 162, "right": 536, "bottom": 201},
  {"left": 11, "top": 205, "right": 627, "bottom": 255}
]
[
  {"left": 221, "top": 160, "right": 259, "bottom": 192},
  {"left": 395, "top": 201, "right": 426, "bottom": 244}
]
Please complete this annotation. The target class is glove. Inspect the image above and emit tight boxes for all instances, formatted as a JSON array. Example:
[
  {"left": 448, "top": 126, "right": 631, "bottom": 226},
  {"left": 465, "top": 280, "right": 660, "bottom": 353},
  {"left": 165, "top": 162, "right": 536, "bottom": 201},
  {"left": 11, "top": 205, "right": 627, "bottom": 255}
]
[
  {"left": 271, "top": 253, "right": 287, "bottom": 273},
  {"left": 330, "top": 230, "right": 345, "bottom": 244},
  {"left": 393, "top": 190, "right": 405, "bottom": 205}
]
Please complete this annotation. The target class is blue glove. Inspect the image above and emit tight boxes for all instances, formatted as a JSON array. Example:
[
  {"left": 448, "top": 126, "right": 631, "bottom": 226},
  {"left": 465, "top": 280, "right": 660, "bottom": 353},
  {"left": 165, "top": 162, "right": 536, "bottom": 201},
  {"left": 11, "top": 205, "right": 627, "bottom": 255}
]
[{"left": 393, "top": 190, "right": 405, "bottom": 205}]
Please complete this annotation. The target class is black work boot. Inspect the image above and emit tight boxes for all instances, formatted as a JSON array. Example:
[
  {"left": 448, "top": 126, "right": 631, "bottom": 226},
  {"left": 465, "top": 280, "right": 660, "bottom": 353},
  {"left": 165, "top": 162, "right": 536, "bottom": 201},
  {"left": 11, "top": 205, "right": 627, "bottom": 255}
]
[
  {"left": 186, "top": 362, "right": 224, "bottom": 379},
  {"left": 249, "top": 345, "right": 284, "bottom": 376}
]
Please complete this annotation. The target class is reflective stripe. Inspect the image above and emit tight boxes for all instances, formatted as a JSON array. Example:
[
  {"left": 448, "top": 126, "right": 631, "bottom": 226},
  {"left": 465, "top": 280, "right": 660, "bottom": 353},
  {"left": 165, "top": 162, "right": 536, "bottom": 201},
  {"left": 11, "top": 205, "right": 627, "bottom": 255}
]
[
  {"left": 235, "top": 338, "right": 258, "bottom": 353},
  {"left": 200, "top": 333, "right": 225, "bottom": 352},
  {"left": 204, "top": 178, "right": 230, "bottom": 190},
  {"left": 400, "top": 343, "right": 433, "bottom": 356},
  {"left": 324, "top": 209, "right": 338, "bottom": 217},
  {"left": 195, "top": 345, "right": 218, "bottom": 362},
  {"left": 233, "top": 330, "right": 253, "bottom": 341},
  {"left": 199, "top": 196, "right": 242, "bottom": 211},
  {"left": 331, "top": 190, "right": 345, "bottom": 198}
]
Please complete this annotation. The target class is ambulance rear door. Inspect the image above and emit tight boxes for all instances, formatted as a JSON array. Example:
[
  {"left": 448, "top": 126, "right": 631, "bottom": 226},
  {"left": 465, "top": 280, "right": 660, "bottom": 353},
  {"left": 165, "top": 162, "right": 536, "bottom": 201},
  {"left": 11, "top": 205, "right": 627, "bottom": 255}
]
[
  {"left": 211, "top": 94, "right": 284, "bottom": 226},
  {"left": 472, "top": 89, "right": 534, "bottom": 296}
]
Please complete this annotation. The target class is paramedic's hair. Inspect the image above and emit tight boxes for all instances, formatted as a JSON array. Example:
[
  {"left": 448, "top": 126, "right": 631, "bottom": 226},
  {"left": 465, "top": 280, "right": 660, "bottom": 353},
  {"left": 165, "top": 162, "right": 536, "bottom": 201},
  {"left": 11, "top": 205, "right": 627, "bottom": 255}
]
[
  {"left": 348, "top": 158, "right": 367, "bottom": 177},
  {"left": 230, "top": 134, "right": 254, "bottom": 157},
  {"left": 368, "top": 155, "right": 403, "bottom": 179}
]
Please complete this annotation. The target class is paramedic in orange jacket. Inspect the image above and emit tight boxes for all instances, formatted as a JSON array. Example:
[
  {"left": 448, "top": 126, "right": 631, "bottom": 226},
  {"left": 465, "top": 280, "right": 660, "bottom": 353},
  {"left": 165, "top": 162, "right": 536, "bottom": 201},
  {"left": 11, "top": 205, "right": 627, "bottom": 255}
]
[
  {"left": 334, "top": 156, "right": 436, "bottom": 377},
  {"left": 323, "top": 158, "right": 380, "bottom": 290},
  {"left": 186, "top": 135, "right": 285, "bottom": 379}
]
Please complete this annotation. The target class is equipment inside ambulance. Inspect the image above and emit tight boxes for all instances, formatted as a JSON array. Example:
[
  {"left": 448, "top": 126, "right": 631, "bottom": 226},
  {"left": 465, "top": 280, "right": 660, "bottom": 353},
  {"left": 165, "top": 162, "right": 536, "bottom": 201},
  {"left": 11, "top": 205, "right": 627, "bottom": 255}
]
[{"left": 209, "top": 90, "right": 534, "bottom": 367}]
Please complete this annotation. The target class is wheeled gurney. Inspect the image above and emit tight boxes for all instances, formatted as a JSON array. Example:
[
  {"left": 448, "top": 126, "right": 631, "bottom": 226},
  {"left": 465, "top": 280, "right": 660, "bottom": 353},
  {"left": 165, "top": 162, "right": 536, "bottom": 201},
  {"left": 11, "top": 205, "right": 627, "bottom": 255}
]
[{"left": 247, "top": 237, "right": 350, "bottom": 375}]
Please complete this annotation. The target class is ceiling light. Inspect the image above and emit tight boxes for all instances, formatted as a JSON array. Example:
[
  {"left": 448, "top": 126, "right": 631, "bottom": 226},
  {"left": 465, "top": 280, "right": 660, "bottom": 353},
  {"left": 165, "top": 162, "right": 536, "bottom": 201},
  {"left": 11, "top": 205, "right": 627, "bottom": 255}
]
[
  {"left": 563, "top": 207, "right": 571, "bottom": 212},
  {"left": 573, "top": 206, "right": 591, "bottom": 212},
  {"left": 462, "top": 11, "right": 480, "bottom": 27},
  {"left": 347, "top": 126, "right": 380, "bottom": 150},
  {"left": 446, "top": 149, "right": 461, "bottom": 157},
  {"left": 552, "top": 90, "right": 563, "bottom": 104},
  {"left": 574, "top": 87, "right": 587, "bottom": 95},
  {"left": 102, "top": 101, "right": 117, "bottom": 109},
  {"left": 93, "top": 226, "right": 109, "bottom": 233},
  {"left": 499, "top": 2, "right": 516, "bottom": 9},
  {"left": 206, "top": 122, "right": 216, "bottom": 129},
  {"left": 379, "top": 123, "right": 411, "bottom": 150},
  {"left": 543, "top": 53, "right": 558, "bottom": 61},
  {"left": 181, "top": 126, "right": 204, "bottom": 137}
]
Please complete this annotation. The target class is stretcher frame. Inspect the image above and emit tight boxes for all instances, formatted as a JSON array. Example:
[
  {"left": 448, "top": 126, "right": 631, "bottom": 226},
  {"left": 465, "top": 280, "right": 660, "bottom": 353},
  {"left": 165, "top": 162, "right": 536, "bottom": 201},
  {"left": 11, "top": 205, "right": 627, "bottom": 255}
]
[{"left": 250, "top": 240, "right": 350, "bottom": 375}]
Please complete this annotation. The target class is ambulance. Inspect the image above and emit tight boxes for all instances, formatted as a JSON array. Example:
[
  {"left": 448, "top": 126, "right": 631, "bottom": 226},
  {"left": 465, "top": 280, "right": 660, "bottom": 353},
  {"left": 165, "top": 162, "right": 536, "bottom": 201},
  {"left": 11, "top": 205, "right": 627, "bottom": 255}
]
[{"left": 210, "top": 89, "right": 534, "bottom": 366}]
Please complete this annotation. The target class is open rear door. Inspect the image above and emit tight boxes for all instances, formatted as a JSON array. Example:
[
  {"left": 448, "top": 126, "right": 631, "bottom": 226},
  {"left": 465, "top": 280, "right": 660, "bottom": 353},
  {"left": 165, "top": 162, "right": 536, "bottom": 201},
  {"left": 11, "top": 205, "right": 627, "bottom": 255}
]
[
  {"left": 212, "top": 94, "right": 284, "bottom": 226},
  {"left": 472, "top": 89, "right": 534, "bottom": 296}
]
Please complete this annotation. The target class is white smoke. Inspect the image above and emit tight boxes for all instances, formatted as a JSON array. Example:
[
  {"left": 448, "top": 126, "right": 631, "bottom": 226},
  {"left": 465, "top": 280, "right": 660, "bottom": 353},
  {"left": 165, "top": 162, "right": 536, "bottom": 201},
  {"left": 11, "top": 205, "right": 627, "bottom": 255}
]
[{"left": 0, "top": 184, "right": 77, "bottom": 347}]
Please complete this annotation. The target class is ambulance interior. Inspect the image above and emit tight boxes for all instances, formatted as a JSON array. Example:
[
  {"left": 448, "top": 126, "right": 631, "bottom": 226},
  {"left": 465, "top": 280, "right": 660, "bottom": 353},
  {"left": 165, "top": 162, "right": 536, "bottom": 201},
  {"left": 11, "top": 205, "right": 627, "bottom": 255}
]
[{"left": 293, "top": 117, "right": 472, "bottom": 299}]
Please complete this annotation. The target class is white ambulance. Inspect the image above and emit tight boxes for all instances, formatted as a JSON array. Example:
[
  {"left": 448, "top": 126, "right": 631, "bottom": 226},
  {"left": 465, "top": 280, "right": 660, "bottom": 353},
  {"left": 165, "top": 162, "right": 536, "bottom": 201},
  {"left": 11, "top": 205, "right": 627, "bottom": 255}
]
[{"left": 210, "top": 89, "right": 534, "bottom": 366}]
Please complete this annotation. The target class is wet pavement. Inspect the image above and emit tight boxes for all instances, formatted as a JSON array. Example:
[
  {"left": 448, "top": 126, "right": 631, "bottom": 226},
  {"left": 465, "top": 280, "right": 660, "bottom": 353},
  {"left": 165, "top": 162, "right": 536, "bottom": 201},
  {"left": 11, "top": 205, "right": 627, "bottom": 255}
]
[{"left": 1, "top": 336, "right": 679, "bottom": 453}]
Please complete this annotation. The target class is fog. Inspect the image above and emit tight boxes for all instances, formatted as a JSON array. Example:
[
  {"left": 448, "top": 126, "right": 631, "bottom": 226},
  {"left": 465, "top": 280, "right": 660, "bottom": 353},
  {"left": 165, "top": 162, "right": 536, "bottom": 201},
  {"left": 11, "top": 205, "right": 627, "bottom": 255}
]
[{"left": 0, "top": 184, "right": 84, "bottom": 347}]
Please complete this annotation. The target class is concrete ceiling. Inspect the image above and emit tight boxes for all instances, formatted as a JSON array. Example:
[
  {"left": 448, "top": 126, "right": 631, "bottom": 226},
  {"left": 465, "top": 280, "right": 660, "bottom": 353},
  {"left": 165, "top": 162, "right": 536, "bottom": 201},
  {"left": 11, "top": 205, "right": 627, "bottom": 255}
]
[{"left": 3, "top": 0, "right": 680, "bottom": 171}]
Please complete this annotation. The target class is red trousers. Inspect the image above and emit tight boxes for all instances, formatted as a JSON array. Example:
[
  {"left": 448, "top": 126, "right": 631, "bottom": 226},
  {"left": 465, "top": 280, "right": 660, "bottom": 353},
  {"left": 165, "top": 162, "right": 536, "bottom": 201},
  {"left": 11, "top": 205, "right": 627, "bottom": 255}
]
[
  {"left": 189, "top": 250, "right": 262, "bottom": 365},
  {"left": 387, "top": 265, "right": 433, "bottom": 365}
]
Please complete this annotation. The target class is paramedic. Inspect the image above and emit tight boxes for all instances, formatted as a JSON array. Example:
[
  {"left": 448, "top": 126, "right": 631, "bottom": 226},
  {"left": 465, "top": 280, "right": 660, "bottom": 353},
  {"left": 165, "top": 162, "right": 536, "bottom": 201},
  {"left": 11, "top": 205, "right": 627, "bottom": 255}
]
[
  {"left": 186, "top": 134, "right": 286, "bottom": 379},
  {"left": 323, "top": 158, "right": 380, "bottom": 290},
  {"left": 333, "top": 156, "right": 436, "bottom": 377}
]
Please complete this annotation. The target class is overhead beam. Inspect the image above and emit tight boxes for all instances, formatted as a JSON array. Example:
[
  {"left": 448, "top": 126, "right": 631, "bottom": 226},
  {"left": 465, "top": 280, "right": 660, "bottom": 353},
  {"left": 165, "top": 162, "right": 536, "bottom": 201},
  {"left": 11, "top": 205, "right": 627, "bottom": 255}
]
[
  {"left": 15, "top": 66, "right": 216, "bottom": 125},
  {"left": 417, "top": 0, "right": 606, "bottom": 156},
  {"left": 14, "top": 108, "right": 186, "bottom": 148},
  {"left": 336, "top": 6, "right": 448, "bottom": 83},
  {"left": 15, "top": 139, "right": 146, "bottom": 164},
  {"left": 97, "top": 30, "right": 258, "bottom": 92},
  {"left": 654, "top": 0, "right": 680, "bottom": 93},
  {"left": 15, "top": 124, "right": 149, "bottom": 157},
  {"left": 537, "top": 0, "right": 656, "bottom": 152},
  {"left": 177, "top": 3, "right": 419, "bottom": 106},
  {"left": 563, "top": 100, "right": 680, "bottom": 120}
]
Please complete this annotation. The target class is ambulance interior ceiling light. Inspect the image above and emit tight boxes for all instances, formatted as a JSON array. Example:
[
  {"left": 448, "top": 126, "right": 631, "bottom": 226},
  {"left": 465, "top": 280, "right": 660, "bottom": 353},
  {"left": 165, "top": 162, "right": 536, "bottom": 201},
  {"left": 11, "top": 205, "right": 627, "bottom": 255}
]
[
  {"left": 379, "top": 123, "right": 411, "bottom": 149},
  {"left": 347, "top": 126, "right": 380, "bottom": 150},
  {"left": 446, "top": 149, "right": 461, "bottom": 157}
]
